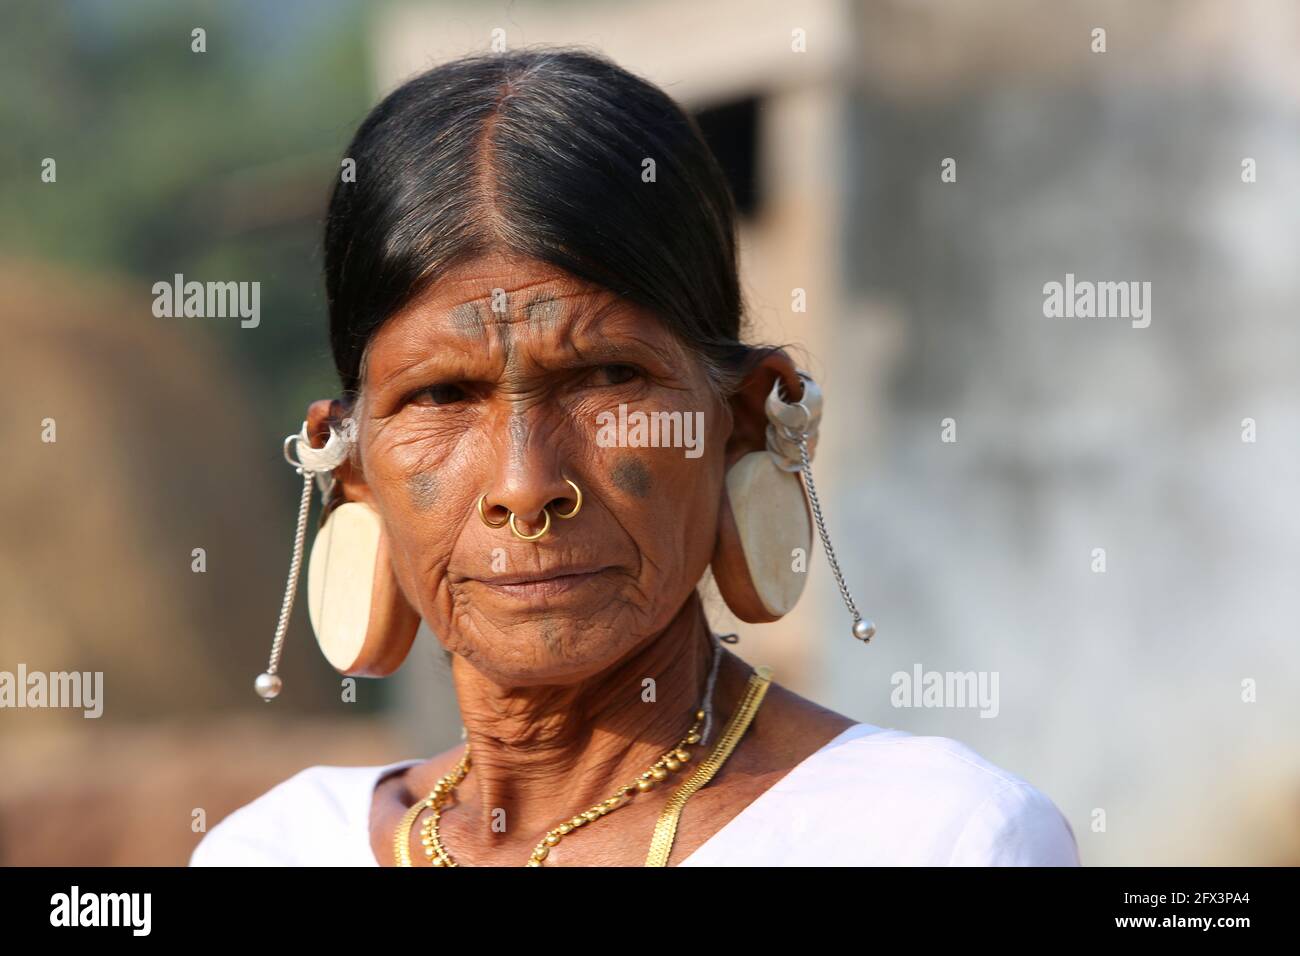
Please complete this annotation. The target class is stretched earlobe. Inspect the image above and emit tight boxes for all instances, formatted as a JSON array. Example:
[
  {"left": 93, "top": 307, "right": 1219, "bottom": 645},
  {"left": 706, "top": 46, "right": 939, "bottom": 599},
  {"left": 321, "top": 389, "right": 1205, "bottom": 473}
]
[
  {"left": 307, "top": 500, "right": 420, "bottom": 676},
  {"left": 710, "top": 449, "right": 813, "bottom": 621}
]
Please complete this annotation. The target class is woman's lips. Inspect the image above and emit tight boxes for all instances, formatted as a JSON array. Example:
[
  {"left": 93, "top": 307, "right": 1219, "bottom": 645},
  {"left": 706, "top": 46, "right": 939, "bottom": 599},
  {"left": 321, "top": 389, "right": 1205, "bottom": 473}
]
[{"left": 475, "top": 566, "right": 613, "bottom": 601}]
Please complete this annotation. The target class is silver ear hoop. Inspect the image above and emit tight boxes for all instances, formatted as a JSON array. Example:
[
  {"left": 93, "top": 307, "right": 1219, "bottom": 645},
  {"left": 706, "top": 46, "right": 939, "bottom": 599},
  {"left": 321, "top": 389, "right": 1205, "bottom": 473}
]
[
  {"left": 775, "top": 402, "right": 812, "bottom": 437},
  {"left": 767, "top": 392, "right": 812, "bottom": 434},
  {"left": 765, "top": 372, "right": 822, "bottom": 472},
  {"left": 283, "top": 432, "right": 305, "bottom": 467},
  {"left": 284, "top": 421, "right": 350, "bottom": 494}
]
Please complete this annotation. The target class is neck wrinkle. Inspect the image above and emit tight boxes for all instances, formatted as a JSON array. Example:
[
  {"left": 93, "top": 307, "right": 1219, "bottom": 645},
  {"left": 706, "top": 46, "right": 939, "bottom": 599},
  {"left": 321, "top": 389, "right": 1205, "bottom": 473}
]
[{"left": 447, "top": 589, "right": 725, "bottom": 844}]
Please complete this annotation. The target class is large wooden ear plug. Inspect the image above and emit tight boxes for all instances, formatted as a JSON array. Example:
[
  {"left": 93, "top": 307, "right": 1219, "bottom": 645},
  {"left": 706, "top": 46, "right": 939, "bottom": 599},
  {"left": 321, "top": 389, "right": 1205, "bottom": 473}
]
[
  {"left": 307, "top": 500, "right": 420, "bottom": 677},
  {"left": 709, "top": 374, "right": 820, "bottom": 623},
  {"left": 710, "top": 449, "right": 814, "bottom": 622}
]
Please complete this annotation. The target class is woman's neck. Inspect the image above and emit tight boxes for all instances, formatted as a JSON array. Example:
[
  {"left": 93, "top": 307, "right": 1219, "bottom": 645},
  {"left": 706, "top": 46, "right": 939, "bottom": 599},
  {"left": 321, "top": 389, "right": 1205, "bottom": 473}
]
[{"left": 445, "top": 590, "right": 744, "bottom": 845}]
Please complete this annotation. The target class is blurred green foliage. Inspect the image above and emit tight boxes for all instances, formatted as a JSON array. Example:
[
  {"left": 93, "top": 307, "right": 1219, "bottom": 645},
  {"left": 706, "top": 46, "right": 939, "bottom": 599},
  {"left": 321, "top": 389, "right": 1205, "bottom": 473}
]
[{"left": 0, "top": 0, "right": 374, "bottom": 427}]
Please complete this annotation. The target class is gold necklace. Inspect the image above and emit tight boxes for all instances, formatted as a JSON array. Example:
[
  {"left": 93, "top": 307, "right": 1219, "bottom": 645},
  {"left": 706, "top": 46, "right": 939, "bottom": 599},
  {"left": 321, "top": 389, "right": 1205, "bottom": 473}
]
[
  {"left": 644, "top": 664, "right": 771, "bottom": 866},
  {"left": 393, "top": 665, "right": 773, "bottom": 867},
  {"left": 408, "top": 712, "right": 703, "bottom": 867}
]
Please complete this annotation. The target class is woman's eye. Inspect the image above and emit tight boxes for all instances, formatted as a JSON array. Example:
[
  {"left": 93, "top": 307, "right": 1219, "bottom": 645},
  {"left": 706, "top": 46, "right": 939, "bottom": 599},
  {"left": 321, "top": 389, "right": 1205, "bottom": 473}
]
[
  {"left": 587, "top": 364, "right": 639, "bottom": 387},
  {"left": 419, "top": 383, "right": 467, "bottom": 405}
]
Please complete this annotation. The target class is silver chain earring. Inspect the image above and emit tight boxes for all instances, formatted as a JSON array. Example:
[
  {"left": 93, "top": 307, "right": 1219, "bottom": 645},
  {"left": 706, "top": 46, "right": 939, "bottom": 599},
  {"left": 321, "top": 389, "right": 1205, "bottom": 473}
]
[
  {"left": 768, "top": 371, "right": 876, "bottom": 643},
  {"left": 254, "top": 421, "right": 351, "bottom": 700}
]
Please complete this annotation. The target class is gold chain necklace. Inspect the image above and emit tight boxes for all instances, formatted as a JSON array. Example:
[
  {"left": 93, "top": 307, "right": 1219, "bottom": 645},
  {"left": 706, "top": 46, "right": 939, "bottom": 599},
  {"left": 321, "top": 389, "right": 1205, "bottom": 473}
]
[{"left": 393, "top": 664, "right": 773, "bottom": 867}]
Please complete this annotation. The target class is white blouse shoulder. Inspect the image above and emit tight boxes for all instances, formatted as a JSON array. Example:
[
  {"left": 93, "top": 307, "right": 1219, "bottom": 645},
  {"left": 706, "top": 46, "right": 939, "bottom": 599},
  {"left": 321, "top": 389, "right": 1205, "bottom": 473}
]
[
  {"left": 189, "top": 723, "right": 1079, "bottom": 866},
  {"left": 679, "top": 723, "right": 1080, "bottom": 866},
  {"left": 189, "top": 758, "right": 416, "bottom": 866}
]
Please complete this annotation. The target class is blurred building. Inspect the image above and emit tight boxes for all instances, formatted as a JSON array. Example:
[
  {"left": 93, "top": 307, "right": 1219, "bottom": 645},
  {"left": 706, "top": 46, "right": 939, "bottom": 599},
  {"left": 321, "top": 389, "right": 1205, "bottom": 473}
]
[{"left": 374, "top": 0, "right": 1300, "bottom": 865}]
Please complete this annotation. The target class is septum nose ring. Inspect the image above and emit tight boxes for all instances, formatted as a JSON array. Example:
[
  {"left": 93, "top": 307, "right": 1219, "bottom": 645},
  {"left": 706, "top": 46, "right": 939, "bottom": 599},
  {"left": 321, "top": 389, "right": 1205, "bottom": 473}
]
[{"left": 478, "top": 478, "right": 583, "bottom": 541}]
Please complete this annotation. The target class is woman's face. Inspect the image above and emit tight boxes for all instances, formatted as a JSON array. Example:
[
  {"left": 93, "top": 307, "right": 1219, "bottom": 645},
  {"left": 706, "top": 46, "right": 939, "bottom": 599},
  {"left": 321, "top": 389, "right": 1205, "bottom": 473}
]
[{"left": 343, "top": 251, "right": 730, "bottom": 685}]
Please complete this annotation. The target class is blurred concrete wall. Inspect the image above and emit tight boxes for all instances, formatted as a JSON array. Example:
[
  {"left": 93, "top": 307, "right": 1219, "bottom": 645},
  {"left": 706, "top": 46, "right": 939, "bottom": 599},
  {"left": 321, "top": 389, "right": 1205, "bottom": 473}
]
[{"left": 822, "top": 0, "right": 1300, "bottom": 866}]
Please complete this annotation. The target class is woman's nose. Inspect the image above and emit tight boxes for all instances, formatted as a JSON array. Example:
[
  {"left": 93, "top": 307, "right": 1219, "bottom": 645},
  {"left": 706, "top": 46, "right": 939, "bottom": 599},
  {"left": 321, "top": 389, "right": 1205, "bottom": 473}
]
[
  {"left": 481, "top": 473, "right": 578, "bottom": 531},
  {"left": 479, "top": 415, "right": 581, "bottom": 531}
]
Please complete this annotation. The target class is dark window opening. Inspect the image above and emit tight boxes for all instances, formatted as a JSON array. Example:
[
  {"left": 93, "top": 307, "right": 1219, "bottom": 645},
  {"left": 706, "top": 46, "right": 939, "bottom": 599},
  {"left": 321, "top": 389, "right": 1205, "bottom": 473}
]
[{"left": 693, "top": 96, "right": 762, "bottom": 219}]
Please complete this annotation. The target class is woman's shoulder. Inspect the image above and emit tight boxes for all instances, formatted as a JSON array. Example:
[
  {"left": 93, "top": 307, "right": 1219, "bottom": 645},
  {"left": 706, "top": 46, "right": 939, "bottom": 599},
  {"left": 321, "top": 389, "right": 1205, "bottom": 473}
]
[
  {"left": 689, "top": 723, "right": 1081, "bottom": 866},
  {"left": 845, "top": 725, "right": 1080, "bottom": 863},
  {"left": 188, "top": 758, "right": 421, "bottom": 866}
]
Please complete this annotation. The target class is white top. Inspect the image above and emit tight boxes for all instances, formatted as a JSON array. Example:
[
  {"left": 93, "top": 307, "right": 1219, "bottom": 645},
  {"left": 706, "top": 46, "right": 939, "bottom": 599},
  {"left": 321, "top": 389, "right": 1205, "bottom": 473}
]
[{"left": 189, "top": 722, "right": 1080, "bottom": 866}]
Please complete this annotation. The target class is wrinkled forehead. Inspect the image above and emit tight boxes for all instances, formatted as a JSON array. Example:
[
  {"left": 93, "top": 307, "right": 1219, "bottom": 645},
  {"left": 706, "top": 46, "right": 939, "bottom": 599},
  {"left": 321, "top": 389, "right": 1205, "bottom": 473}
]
[
  {"left": 440, "top": 285, "right": 639, "bottom": 352},
  {"left": 362, "top": 263, "right": 689, "bottom": 388}
]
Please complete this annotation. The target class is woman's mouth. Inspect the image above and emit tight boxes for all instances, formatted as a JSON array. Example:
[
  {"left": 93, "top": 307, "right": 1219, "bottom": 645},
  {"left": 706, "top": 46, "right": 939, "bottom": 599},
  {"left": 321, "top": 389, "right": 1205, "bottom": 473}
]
[{"left": 475, "top": 566, "right": 613, "bottom": 601}]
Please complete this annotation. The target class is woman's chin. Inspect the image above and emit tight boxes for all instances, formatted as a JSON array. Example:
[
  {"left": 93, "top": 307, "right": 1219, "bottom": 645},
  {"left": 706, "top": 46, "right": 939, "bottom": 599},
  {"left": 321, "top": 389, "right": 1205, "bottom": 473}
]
[{"left": 450, "top": 616, "right": 646, "bottom": 685}]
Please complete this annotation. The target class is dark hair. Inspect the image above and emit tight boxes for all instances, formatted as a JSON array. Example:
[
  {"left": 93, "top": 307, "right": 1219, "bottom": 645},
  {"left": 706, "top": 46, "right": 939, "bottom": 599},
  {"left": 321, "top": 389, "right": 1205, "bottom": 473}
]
[{"left": 323, "top": 46, "right": 780, "bottom": 404}]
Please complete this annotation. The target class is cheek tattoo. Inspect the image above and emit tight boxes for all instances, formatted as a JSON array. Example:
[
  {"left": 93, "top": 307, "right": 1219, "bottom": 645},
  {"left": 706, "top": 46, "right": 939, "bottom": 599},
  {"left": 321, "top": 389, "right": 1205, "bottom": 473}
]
[
  {"left": 611, "top": 455, "right": 652, "bottom": 499},
  {"left": 406, "top": 471, "right": 440, "bottom": 512}
]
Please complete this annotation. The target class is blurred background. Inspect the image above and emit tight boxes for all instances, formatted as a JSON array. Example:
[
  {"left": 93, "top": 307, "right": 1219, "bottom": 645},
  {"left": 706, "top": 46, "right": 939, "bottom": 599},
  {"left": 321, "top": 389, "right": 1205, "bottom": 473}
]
[{"left": 1, "top": 0, "right": 1297, "bottom": 866}]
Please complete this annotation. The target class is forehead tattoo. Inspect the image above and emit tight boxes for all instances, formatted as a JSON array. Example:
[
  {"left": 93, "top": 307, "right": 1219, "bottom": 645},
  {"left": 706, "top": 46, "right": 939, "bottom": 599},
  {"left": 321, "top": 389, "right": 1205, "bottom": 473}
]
[
  {"left": 524, "top": 291, "right": 566, "bottom": 334},
  {"left": 447, "top": 298, "right": 512, "bottom": 360},
  {"left": 447, "top": 300, "right": 486, "bottom": 337},
  {"left": 448, "top": 287, "right": 610, "bottom": 397},
  {"left": 446, "top": 288, "right": 588, "bottom": 361}
]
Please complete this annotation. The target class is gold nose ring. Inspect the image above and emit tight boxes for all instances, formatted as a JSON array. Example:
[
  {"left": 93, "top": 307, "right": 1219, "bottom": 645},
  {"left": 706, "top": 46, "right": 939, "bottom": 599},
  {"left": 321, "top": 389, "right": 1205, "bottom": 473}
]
[
  {"left": 553, "top": 478, "right": 583, "bottom": 519},
  {"left": 478, "top": 479, "right": 582, "bottom": 541},
  {"left": 508, "top": 508, "right": 551, "bottom": 541},
  {"left": 477, "top": 493, "right": 508, "bottom": 528}
]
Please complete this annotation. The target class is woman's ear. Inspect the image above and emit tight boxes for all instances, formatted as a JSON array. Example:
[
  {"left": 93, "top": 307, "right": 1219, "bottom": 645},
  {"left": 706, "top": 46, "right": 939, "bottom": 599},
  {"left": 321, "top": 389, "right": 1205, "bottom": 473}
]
[
  {"left": 711, "top": 348, "right": 815, "bottom": 623},
  {"left": 305, "top": 398, "right": 372, "bottom": 506},
  {"left": 300, "top": 398, "right": 420, "bottom": 678},
  {"left": 722, "top": 349, "right": 803, "bottom": 469}
]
